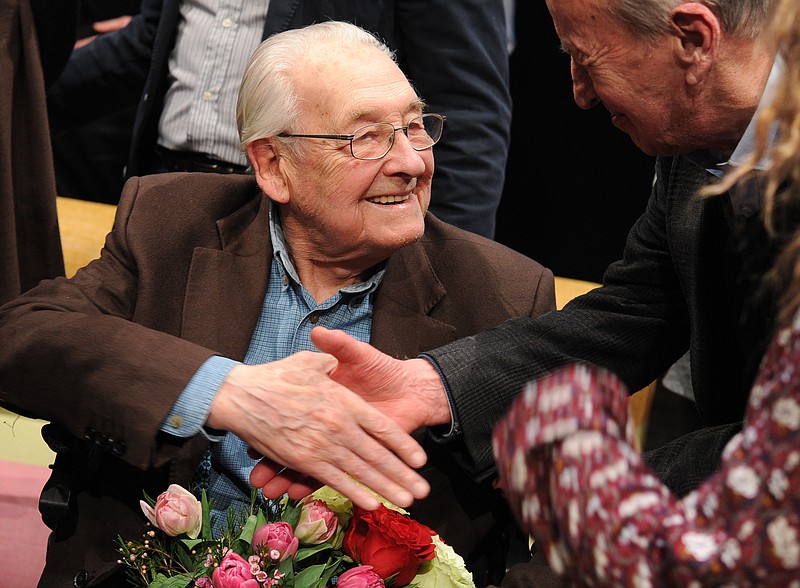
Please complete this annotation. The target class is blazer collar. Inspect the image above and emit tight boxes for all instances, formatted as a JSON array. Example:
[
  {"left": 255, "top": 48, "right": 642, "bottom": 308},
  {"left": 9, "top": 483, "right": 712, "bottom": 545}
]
[
  {"left": 181, "top": 193, "right": 272, "bottom": 361},
  {"left": 372, "top": 240, "right": 456, "bottom": 358},
  {"left": 182, "top": 197, "right": 454, "bottom": 361}
]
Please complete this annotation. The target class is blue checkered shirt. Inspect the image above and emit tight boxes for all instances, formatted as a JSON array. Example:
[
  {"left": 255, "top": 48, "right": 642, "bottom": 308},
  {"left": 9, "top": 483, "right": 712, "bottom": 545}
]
[{"left": 162, "top": 204, "right": 384, "bottom": 534}]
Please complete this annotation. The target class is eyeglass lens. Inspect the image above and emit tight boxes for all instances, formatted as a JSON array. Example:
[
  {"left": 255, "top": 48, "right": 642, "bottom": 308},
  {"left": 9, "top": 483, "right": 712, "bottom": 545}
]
[{"left": 351, "top": 115, "right": 443, "bottom": 160}]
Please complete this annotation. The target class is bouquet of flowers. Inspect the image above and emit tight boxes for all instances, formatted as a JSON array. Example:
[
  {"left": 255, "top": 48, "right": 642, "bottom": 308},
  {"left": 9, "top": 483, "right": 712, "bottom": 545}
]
[{"left": 116, "top": 484, "right": 475, "bottom": 588}]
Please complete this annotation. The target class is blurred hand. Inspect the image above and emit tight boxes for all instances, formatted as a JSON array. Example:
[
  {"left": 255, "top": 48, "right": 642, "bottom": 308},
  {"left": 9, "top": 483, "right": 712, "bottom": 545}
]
[
  {"left": 207, "top": 351, "right": 430, "bottom": 511},
  {"left": 74, "top": 15, "right": 133, "bottom": 49}
]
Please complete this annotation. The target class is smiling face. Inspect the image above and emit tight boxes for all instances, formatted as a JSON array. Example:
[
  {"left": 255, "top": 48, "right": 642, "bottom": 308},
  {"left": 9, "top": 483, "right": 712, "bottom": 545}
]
[
  {"left": 259, "top": 43, "right": 433, "bottom": 272},
  {"left": 546, "top": 0, "right": 697, "bottom": 156}
]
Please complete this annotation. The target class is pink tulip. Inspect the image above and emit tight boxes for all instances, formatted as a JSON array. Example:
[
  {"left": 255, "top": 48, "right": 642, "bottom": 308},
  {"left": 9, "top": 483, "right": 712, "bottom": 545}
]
[
  {"left": 295, "top": 498, "right": 338, "bottom": 545},
  {"left": 252, "top": 521, "right": 299, "bottom": 562},
  {"left": 337, "top": 565, "right": 385, "bottom": 587},
  {"left": 140, "top": 484, "right": 201, "bottom": 539},
  {"left": 212, "top": 552, "right": 260, "bottom": 588}
]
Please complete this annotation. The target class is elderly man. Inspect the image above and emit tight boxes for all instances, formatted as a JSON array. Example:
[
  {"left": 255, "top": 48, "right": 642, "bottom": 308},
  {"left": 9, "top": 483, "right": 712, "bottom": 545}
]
[
  {"left": 0, "top": 21, "right": 554, "bottom": 587},
  {"left": 264, "top": 0, "right": 780, "bottom": 583}
]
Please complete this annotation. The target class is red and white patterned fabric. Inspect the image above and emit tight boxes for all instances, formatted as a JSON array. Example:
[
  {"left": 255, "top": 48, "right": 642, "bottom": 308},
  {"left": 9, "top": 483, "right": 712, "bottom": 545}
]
[{"left": 493, "top": 313, "right": 800, "bottom": 587}]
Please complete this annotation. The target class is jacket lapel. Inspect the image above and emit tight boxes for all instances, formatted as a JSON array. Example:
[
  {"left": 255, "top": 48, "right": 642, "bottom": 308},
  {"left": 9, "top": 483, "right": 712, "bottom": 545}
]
[
  {"left": 181, "top": 194, "right": 272, "bottom": 362},
  {"left": 372, "top": 241, "right": 456, "bottom": 358},
  {"left": 180, "top": 197, "right": 456, "bottom": 362}
]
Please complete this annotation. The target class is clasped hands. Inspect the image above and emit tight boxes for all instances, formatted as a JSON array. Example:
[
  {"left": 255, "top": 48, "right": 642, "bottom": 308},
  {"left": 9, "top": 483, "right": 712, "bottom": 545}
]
[{"left": 207, "top": 326, "right": 449, "bottom": 511}]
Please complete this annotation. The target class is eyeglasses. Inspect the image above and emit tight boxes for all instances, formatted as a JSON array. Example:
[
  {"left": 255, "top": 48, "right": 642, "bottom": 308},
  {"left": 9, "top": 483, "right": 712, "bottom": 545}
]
[{"left": 277, "top": 113, "right": 445, "bottom": 160}]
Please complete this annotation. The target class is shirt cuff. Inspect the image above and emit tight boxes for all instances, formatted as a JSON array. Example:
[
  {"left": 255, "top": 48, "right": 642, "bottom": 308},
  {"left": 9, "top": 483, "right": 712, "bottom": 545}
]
[
  {"left": 418, "top": 353, "right": 461, "bottom": 440},
  {"left": 161, "top": 356, "right": 241, "bottom": 439}
]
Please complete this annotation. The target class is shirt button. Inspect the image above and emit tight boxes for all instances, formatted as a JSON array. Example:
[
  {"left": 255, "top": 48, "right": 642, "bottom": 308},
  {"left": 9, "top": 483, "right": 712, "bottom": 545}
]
[
  {"left": 222, "top": 17, "right": 233, "bottom": 28},
  {"left": 170, "top": 415, "right": 185, "bottom": 429},
  {"left": 309, "top": 312, "right": 320, "bottom": 324},
  {"left": 202, "top": 91, "right": 213, "bottom": 101},
  {"left": 282, "top": 275, "right": 289, "bottom": 286}
]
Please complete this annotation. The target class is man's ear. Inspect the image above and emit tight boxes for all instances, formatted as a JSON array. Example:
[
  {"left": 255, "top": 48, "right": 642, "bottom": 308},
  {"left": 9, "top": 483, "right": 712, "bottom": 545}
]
[
  {"left": 247, "top": 139, "right": 291, "bottom": 204},
  {"left": 670, "top": 2, "right": 720, "bottom": 87}
]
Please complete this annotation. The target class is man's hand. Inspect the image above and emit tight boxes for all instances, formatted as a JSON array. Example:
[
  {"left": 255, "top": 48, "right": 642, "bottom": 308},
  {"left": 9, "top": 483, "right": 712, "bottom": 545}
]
[
  {"left": 310, "top": 326, "right": 452, "bottom": 432},
  {"left": 207, "top": 351, "right": 430, "bottom": 511},
  {"left": 74, "top": 16, "right": 133, "bottom": 49}
]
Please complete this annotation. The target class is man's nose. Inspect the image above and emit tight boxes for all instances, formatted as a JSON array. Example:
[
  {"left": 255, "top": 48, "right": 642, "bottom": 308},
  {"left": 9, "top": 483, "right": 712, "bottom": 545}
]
[
  {"left": 386, "top": 130, "right": 427, "bottom": 175},
  {"left": 571, "top": 58, "right": 600, "bottom": 110}
]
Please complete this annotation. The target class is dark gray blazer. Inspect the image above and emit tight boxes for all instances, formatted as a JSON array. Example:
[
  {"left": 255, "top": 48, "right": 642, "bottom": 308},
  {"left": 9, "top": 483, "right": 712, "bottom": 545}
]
[
  {"left": 429, "top": 154, "right": 777, "bottom": 494},
  {"left": 0, "top": 172, "right": 554, "bottom": 586}
]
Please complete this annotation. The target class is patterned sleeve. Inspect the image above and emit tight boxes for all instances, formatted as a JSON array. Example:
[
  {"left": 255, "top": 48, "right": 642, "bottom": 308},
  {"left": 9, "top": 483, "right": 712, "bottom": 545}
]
[{"left": 493, "top": 315, "right": 800, "bottom": 587}]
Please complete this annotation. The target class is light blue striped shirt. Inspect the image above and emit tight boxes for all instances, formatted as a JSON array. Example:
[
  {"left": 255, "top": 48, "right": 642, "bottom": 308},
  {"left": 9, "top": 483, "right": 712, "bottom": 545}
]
[{"left": 158, "top": 0, "right": 270, "bottom": 166}]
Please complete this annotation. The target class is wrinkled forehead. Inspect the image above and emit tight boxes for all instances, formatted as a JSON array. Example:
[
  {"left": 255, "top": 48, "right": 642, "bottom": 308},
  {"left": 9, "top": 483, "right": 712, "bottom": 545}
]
[
  {"left": 546, "top": 0, "right": 628, "bottom": 57},
  {"left": 546, "top": 0, "right": 614, "bottom": 37},
  {"left": 292, "top": 45, "right": 420, "bottom": 128}
]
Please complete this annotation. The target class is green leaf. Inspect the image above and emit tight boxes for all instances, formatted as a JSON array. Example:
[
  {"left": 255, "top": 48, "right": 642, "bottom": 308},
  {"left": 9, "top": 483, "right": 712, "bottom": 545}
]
[
  {"left": 142, "top": 490, "right": 157, "bottom": 508},
  {"left": 293, "top": 563, "right": 326, "bottom": 588},
  {"left": 239, "top": 513, "right": 259, "bottom": 544},
  {"left": 173, "top": 540, "right": 199, "bottom": 572},
  {"left": 256, "top": 507, "right": 269, "bottom": 527},
  {"left": 147, "top": 573, "right": 193, "bottom": 588},
  {"left": 283, "top": 499, "right": 302, "bottom": 528},
  {"left": 319, "top": 554, "right": 346, "bottom": 585},
  {"left": 294, "top": 543, "right": 332, "bottom": 562},
  {"left": 200, "top": 490, "right": 213, "bottom": 541}
]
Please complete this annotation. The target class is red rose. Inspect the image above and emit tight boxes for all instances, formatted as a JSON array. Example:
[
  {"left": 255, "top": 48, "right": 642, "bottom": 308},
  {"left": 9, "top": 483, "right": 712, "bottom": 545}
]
[{"left": 343, "top": 504, "right": 436, "bottom": 586}]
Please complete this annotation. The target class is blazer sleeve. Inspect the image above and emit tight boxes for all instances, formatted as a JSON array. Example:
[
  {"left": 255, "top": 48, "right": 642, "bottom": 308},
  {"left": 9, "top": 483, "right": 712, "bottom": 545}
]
[
  {"left": 429, "top": 158, "right": 691, "bottom": 476},
  {"left": 0, "top": 177, "right": 218, "bottom": 470},
  {"left": 395, "top": 0, "right": 511, "bottom": 238},
  {"left": 46, "top": 0, "right": 162, "bottom": 132}
]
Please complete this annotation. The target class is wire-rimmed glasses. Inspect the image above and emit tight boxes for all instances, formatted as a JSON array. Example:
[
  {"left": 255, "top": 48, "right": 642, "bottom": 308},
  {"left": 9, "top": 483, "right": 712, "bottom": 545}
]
[{"left": 277, "top": 113, "right": 445, "bottom": 160}]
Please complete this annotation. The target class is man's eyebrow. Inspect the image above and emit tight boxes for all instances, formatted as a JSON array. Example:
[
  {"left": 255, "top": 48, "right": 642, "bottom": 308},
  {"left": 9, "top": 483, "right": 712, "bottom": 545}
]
[{"left": 346, "top": 99, "right": 427, "bottom": 123}]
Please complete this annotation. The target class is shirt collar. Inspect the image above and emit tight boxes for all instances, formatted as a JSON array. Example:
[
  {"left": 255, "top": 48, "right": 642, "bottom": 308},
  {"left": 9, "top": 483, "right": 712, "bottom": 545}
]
[
  {"left": 685, "top": 55, "right": 783, "bottom": 217},
  {"left": 726, "top": 53, "right": 783, "bottom": 170},
  {"left": 268, "top": 201, "right": 386, "bottom": 294}
]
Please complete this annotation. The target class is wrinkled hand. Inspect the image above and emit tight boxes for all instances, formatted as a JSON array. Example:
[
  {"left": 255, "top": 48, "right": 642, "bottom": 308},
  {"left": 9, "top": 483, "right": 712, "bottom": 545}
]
[
  {"left": 208, "top": 351, "right": 430, "bottom": 511},
  {"left": 311, "top": 326, "right": 451, "bottom": 432}
]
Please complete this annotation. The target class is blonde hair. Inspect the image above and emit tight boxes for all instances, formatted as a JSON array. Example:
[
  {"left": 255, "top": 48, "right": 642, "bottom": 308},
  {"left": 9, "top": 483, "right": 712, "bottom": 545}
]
[{"left": 710, "top": 0, "right": 800, "bottom": 324}]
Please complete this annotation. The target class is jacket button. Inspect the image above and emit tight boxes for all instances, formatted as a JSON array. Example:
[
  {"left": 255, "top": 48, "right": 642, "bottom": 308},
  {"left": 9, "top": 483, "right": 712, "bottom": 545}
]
[
  {"left": 112, "top": 439, "right": 127, "bottom": 456},
  {"left": 73, "top": 569, "right": 90, "bottom": 587}
]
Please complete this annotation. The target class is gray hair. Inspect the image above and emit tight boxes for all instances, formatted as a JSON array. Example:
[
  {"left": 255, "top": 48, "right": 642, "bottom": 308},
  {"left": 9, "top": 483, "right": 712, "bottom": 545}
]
[
  {"left": 236, "top": 20, "right": 397, "bottom": 152},
  {"left": 609, "top": 0, "right": 772, "bottom": 42}
]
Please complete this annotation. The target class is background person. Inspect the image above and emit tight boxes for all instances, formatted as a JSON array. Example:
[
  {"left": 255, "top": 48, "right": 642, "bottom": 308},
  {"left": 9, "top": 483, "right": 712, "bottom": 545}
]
[{"left": 493, "top": 0, "right": 800, "bottom": 582}]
